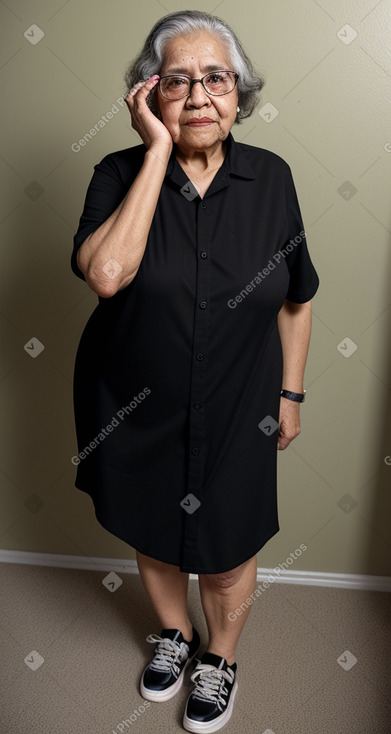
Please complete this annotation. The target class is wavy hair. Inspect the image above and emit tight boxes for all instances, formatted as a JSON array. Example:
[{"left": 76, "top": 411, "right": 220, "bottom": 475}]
[{"left": 123, "top": 10, "right": 265, "bottom": 124}]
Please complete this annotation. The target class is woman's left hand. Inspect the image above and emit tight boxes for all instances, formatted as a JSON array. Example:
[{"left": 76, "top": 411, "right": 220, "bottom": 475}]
[{"left": 277, "top": 398, "right": 301, "bottom": 450}]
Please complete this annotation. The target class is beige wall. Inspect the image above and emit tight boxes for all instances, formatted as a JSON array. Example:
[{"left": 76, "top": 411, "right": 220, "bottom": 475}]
[{"left": 1, "top": 0, "right": 390, "bottom": 576}]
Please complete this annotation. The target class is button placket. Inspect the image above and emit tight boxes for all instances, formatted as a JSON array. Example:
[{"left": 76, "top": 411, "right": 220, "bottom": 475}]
[{"left": 181, "top": 198, "right": 212, "bottom": 568}]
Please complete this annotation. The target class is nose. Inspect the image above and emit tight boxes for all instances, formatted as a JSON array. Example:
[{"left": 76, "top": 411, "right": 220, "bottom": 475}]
[{"left": 186, "top": 79, "right": 210, "bottom": 107}]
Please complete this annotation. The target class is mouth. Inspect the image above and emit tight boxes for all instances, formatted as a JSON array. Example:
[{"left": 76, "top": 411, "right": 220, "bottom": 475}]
[{"left": 186, "top": 118, "right": 216, "bottom": 126}]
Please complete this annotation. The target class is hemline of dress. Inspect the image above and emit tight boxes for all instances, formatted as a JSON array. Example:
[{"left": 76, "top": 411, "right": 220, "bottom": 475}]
[{"left": 76, "top": 482, "right": 280, "bottom": 575}]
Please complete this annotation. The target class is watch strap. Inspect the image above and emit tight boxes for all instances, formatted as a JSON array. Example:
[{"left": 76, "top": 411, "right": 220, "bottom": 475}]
[{"left": 280, "top": 389, "right": 306, "bottom": 403}]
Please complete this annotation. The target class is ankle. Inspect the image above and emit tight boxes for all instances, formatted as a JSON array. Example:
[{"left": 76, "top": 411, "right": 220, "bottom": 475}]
[
  {"left": 206, "top": 648, "right": 236, "bottom": 667},
  {"left": 161, "top": 622, "right": 193, "bottom": 641},
  {"left": 182, "top": 626, "right": 194, "bottom": 642}
]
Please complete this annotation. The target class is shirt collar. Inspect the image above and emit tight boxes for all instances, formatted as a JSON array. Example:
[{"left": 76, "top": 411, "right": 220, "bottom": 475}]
[{"left": 165, "top": 131, "right": 256, "bottom": 184}]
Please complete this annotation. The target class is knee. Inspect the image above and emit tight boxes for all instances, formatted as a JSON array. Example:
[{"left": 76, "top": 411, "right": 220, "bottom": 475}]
[
  {"left": 204, "top": 556, "right": 256, "bottom": 589},
  {"left": 205, "top": 565, "right": 245, "bottom": 589}
]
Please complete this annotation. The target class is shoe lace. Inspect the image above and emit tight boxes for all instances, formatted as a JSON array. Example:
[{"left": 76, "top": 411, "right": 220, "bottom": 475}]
[
  {"left": 190, "top": 663, "right": 235, "bottom": 712},
  {"left": 146, "top": 634, "right": 189, "bottom": 677}
]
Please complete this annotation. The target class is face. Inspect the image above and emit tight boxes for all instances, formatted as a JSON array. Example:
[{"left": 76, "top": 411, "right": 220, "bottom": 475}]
[{"left": 155, "top": 30, "right": 239, "bottom": 154}]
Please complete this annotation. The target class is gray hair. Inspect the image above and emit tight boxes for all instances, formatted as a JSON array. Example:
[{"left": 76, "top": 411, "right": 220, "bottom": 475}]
[{"left": 123, "top": 10, "right": 265, "bottom": 124}]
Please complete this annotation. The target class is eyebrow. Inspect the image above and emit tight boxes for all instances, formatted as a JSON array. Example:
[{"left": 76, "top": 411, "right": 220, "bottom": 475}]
[{"left": 163, "top": 64, "right": 228, "bottom": 75}]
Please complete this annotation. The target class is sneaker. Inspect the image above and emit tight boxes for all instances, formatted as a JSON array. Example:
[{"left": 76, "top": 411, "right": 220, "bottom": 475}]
[
  {"left": 140, "top": 626, "right": 200, "bottom": 702},
  {"left": 183, "top": 653, "right": 238, "bottom": 733}
]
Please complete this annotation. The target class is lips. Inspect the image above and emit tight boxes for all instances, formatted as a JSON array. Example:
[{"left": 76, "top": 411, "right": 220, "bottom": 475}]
[{"left": 186, "top": 117, "right": 216, "bottom": 126}]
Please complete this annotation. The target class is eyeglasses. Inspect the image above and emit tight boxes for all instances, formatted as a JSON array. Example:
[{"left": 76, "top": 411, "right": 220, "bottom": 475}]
[{"left": 158, "top": 70, "right": 239, "bottom": 100}]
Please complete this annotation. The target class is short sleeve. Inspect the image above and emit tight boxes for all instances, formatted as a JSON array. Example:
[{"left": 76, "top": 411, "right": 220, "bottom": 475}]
[
  {"left": 71, "top": 146, "right": 144, "bottom": 280},
  {"left": 282, "top": 165, "right": 319, "bottom": 303}
]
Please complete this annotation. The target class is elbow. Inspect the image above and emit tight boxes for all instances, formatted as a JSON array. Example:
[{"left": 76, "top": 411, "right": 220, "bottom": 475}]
[
  {"left": 77, "top": 248, "right": 136, "bottom": 297},
  {"left": 76, "top": 238, "right": 116, "bottom": 297},
  {"left": 91, "top": 284, "right": 117, "bottom": 299},
  {"left": 85, "top": 269, "right": 119, "bottom": 298},
  {"left": 85, "top": 264, "right": 136, "bottom": 298}
]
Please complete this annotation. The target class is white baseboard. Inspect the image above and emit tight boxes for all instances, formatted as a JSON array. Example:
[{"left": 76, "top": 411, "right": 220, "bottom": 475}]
[{"left": 0, "top": 549, "right": 390, "bottom": 592}]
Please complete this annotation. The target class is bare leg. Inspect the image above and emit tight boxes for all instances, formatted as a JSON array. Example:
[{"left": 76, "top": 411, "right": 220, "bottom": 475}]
[
  {"left": 136, "top": 550, "right": 193, "bottom": 641},
  {"left": 198, "top": 555, "right": 258, "bottom": 666}
]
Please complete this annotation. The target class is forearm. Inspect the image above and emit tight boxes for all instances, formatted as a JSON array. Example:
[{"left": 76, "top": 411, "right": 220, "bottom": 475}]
[
  {"left": 277, "top": 299, "right": 312, "bottom": 392},
  {"left": 77, "top": 145, "right": 172, "bottom": 298}
]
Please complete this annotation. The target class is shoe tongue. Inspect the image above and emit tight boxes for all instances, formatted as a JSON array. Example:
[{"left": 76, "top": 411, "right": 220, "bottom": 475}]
[
  {"left": 201, "top": 652, "right": 226, "bottom": 669},
  {"left": 160, "top": 628, "right": 184, "bottom": 643}
]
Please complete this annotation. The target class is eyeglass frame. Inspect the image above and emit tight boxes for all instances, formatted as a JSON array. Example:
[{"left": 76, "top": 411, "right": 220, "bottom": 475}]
[{"left": 157, "top": 70, "right": 239, "bottom": 100}]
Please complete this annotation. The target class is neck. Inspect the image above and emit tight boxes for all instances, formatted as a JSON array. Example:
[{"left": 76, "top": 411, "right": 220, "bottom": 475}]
[{"left": 175, "top": 140, "right": 226, "bottom": 173}]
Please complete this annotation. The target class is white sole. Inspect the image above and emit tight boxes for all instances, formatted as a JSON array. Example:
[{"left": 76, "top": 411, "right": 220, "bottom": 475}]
[
  {"left": 182, "top": 678, "right": 238, "bottom": 733},
  {"left": 140, "top": 653, "right": 198, "bottom": 702}
]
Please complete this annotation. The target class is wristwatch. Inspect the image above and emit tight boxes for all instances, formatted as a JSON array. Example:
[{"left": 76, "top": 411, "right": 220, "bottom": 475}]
[{"left": 280, "top": 389, "right": 306, "bottom": 403}]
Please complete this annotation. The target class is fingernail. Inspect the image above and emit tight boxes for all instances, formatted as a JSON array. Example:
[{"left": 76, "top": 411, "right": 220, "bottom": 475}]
[{"left": 150, "top": 75, "right": 160, "bottom": 81}]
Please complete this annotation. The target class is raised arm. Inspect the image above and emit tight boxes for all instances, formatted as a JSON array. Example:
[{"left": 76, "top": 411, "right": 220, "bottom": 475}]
[{"left": 76, "top": 75, "right": 172, "bottom": 298}]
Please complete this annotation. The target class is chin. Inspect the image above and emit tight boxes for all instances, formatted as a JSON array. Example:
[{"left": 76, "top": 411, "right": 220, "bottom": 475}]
[{"left": 182, "top": 126, "right": 223, "bottom": 141}]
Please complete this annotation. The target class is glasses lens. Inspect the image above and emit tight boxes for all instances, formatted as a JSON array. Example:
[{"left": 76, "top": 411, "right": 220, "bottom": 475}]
[
  {"left": 204, "top": 71, "right": 236, "bottom": 95},
  {"left": 160, "top": 72, "right": 237, "bottom": 99},
  {"left": 160, "top": 76, "right": 190, "bottom": 99}
]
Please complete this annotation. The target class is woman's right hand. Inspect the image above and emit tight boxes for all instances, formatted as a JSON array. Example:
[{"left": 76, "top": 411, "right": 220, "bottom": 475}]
[{"left": 124, "top": 76, "right": 173, "bottom": 153}]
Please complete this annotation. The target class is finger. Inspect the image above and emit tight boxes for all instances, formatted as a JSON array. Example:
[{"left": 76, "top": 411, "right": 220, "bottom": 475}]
[
  {"left": 124, "top": 82, "right": 145, "bottom": 106},
  {"left": 278, "top": 438, "right": 289, "bottom": 450},
  {"left": 125, "top": 75, "right": 159, "bottom": 103}
]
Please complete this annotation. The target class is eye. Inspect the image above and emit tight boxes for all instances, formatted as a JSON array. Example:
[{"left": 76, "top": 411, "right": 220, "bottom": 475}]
[
  {"left": 167, "top": 77, "right": 187, "bottom": 88},
  {"left": 207, "top": 73, "right": 225, "bottom": 84}
]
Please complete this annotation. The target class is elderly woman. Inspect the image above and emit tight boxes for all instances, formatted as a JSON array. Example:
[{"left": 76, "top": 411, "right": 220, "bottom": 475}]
[{"left": 71, "top": 9, "right": 319, "bottom": 733}]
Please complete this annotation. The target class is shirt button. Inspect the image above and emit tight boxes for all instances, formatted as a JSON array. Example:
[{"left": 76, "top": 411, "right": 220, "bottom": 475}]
[
  {"left": 200, "top": 251, "right": 208, "bottom": 259},
  {"left": 191, "top": 447, "right": 200, "bottom": 455},
  {"left": 193, "top": 403, "right": 202, "bottom": 410},
  {"left": 200, "top": 202, "right": 207, "bottom": 209},
  {"left": 199, "top": 301, "right": 207, "bottom": 309},
  {"left": 196, "top": 353, "right": 205, "bottom": 360}
]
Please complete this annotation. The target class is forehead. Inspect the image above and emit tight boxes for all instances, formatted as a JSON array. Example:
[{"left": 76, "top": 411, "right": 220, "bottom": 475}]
[{"left": 161, "top": 30, "right": 232, "bottom": 72}]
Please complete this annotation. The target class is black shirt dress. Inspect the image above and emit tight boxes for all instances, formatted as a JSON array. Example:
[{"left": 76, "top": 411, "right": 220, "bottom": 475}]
[{"left": 71, "top": 131, "right": 319, "bottom": 574}]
